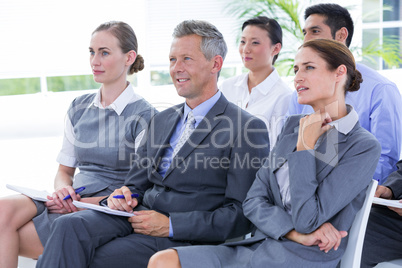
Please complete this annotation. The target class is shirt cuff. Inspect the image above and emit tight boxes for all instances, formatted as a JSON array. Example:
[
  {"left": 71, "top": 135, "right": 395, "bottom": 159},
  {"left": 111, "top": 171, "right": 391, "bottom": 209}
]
[
  {"left": 169, "top": 216, "right": 173, "bottom": 238},
  {"left": 56, "top": 151, "right": 78, "bottom": 167}
]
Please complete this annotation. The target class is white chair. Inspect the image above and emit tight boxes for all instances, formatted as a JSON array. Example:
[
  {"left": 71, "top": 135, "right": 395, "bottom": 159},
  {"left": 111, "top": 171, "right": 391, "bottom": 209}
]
[
  {"left": 375, "top": 259, "right": 402, "bottom": 267},
  {"left": 340, "top": 179, "right": 378, "bottom": 268},
  {"left": 18, "top": 256, "right": 37, "bottom": 268}
]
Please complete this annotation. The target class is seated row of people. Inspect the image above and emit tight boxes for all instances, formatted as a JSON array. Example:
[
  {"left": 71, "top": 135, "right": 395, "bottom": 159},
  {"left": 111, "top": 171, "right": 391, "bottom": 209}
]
[
  {"left": 149, "top": 36, "right": 381, "bottom": 268},
  {"left": 0, "top": 2, "right": 401, "bottom": 268}
]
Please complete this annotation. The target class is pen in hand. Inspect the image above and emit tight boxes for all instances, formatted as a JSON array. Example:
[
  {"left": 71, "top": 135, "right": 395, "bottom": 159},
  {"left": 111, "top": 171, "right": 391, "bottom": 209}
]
[
  {"left": 113, "top": 193, "right": 139, "bottom": 199},
  {"left": 63, "top": 187, "right": 86, "bottom": 200}
]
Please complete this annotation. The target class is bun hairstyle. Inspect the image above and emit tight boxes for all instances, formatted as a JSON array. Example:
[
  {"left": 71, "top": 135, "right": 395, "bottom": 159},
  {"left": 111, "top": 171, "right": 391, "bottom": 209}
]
[
  {"left": 301, "top": 39, "right": 362, "bottom": 93},
  {"left": 130, "top": 54, "right": 144, "bottom": 74},
  {"left": 93, "top": 21, "right": 144, "bottom": 75},
  {"left": 348, "top": 69, "right": 363, "bottom": 92}
]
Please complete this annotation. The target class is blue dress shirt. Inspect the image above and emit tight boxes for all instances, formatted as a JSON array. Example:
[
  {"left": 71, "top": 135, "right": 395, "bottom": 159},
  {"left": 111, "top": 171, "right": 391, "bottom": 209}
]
[{"left": 287, "top": 63, "right": 402, "bottom": 184}]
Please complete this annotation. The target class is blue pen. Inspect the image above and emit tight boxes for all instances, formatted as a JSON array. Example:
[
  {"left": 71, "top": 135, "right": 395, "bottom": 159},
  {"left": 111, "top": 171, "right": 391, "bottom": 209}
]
[
  {"left": 113, "top": 193, "right": 139, "bottom": 199},
  {"left": 63, "top": 187, "right": 86, "bottom": 200}
]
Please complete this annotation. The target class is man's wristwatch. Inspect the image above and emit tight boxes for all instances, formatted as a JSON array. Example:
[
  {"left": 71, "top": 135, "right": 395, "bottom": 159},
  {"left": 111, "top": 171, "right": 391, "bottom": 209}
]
[{"left": 99, "top": 196, "right": 109, "bottom": 207}]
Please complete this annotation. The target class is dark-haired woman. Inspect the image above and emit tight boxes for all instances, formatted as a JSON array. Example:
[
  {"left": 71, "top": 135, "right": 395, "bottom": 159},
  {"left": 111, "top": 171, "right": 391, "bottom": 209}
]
[
  {"left": 0, "top": 21, "right": 156, "bottom": 267},
  {"left": 220, "top": 16, "right": 292, "bottom": 149},
  {"left": 148, "top": 39, "right": 381, "bottom": 268}
]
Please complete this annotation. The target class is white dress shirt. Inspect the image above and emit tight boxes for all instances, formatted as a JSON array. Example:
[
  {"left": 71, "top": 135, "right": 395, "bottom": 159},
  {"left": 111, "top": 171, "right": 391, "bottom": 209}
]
[{"left": 220, "top": 69, "right": 292, "bottom": 149}]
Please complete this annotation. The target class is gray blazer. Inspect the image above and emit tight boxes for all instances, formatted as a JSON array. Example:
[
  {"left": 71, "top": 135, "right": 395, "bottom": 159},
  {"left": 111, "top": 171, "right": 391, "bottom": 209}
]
[
  {"left": 125, "top": 95, "right": 270, "bottom": 243},
  {"left": 231, "top": 115, "right": 381, "bottom": 268}
]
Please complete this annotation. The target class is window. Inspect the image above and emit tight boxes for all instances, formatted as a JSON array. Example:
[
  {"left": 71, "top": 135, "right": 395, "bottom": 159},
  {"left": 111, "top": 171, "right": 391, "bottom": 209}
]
[
  {"left": 151, "top": 70, "right": 172, "bottom": 86},
  {"left": 0, "top": 78, "right": 40, "bottom": 96},
  {"left": 0, "top": 0, "right": 143, "bottom": 95},
  {"left": 145, "top": 0, "right": 242, "bottom": 86},
  {"left": 362, "top": 0, "right": 402, "bottom": 70},
  {"left": 46, "top": 75, "right": 100, "bottom": 92}
]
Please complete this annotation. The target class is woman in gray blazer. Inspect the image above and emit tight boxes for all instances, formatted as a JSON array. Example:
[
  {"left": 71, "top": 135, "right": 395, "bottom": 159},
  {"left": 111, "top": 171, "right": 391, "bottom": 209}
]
[
  {"left": 148, "top": 39, "right": 381, "bottom": 268},
  {"left": 0, "top": 21, "right": 156, "bottom": 267}
]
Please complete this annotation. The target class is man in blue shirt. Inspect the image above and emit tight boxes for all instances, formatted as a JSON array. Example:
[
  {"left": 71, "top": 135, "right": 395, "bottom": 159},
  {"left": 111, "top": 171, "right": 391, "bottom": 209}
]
[
  {"left": 287, "top": 3, "right": 402, "bottom": 184},
  {"left": 36, "top": 20, "right": 269, "bottom": 267}
]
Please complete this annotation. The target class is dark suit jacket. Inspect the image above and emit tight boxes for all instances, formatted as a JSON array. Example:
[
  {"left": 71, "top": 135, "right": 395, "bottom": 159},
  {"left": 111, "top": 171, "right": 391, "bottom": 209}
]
[
  {"left": 229, "top": 114, "right": 381, "bottom": 268},
  {"left": 384, "top": 160, "right": 402, "bottom": 199},
  {"left": 124, "top": 95, "right": 269, "bottom": 243}
]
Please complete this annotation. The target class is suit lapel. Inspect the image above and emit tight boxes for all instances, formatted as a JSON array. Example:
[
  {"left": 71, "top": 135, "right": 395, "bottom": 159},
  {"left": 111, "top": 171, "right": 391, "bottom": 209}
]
[
  {"left": 273, "top": 121, "right": 349, "bottom": 177},
  {"left": 151, "top": 106, "right": 183, "bottom": 172},
  {"left": 271, "top": 131, "right": 299, "bottom": 173},
  {"left": 269, "top": 124, "right": 299, "bottom": 207},
  {"left": 268, "top": 116, "right": 352, "bottom": 205},
  {"left": 164, "top": 95, "right": 227, "bottom": 178},
  {"left": 314, "top": 128, "right": 348, "bottom": 177}
]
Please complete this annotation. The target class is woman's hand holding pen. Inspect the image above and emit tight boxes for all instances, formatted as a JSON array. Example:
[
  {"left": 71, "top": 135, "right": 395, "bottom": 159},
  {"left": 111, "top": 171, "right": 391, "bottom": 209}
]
[
  {"left": 297, "top": 111, "right": 332, "bottom": 151},
  {"left": 108, "top": 186, "right": 138, "bottom": 212},
  {"left": 45, "top": 185, "right": 81, "bottom": 213}
]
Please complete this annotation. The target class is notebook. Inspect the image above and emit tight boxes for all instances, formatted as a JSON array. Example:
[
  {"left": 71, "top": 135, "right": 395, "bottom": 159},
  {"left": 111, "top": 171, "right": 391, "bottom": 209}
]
[
  {"left": 6, "top": 184, "right": 51, "bottom": 202},
  {"left": 73, "top": 200, "right": 135, "bottom": 217},
  {"left": 373, "top": 197, "right": 402, "bottom": 208}
]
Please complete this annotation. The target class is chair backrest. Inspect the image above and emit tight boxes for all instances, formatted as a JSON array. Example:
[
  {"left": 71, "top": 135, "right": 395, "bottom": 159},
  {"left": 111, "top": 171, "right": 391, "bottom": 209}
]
[{"left": 340, "top": 179, "right": 378, "bottom": 268}]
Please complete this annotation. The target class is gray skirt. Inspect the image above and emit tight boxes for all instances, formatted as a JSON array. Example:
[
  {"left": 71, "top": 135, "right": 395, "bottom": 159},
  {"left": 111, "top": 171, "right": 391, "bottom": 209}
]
[
  {"left": 32, "top": 200, "right": 63, "bottom": 246},
  {"left": 32, "top": 188, "right": 112, "bottom": 246},
  {"left": 176, "top": 242, "right": 260, "bottom": 268}
]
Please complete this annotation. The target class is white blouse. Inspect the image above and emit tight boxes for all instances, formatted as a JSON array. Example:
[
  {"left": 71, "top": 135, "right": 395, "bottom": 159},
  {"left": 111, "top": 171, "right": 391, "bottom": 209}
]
[{"left": 220, "top": 68, "right": 292, "bottom": 149}]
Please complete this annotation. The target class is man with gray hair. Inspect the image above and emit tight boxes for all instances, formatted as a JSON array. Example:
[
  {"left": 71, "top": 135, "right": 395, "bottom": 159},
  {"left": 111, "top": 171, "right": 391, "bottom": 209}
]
[
  {"left": 36, "top": 20, "right": 269, "bottom": 267},
  {"left": 172, "top": 19, "right": 228, "bottom": 63}
]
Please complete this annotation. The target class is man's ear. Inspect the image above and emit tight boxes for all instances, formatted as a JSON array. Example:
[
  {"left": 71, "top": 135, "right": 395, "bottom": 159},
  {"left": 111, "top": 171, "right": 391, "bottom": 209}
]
[
  {"left": 335, "top": 27, "right": 348, "bottom": 45},
  {"left": 211, "top": 55, "right": 223, "bottom": 74}
]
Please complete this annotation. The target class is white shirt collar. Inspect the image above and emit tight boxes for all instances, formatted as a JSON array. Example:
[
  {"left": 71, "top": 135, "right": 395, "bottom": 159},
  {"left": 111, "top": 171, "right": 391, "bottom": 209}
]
[
  {"left": 234, "top": 68, "right": 280, "bottom": 96},
  {"left": 90, "top": 83, "right": 140, "bottom": 115},
  {"left": 253, "top": 68, "right": 280, "bottom": 95},
  {"left": 328, "top": 105, "right": 359, "bottom": 135}
]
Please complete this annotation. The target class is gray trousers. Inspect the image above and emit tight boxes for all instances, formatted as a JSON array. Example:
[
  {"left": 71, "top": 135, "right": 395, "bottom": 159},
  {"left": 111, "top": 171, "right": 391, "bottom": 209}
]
[
  {"left": 361, "top": 206, "right": 402, "bottom": 267},
  {"left": 36, "top": 210, "right": 192, "bottom": 268}
]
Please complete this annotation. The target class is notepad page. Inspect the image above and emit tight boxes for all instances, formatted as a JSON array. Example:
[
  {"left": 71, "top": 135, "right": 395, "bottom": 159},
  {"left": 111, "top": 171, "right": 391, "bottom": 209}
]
[
  {"left": 373, "top": 197, "right": 402, "bottom": 208},
  {"left": 6, "top": 184, "right": 51, "bottom": 202},
  {"left": 73, "top": 200, "right": 135, "bottom": 217}
]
